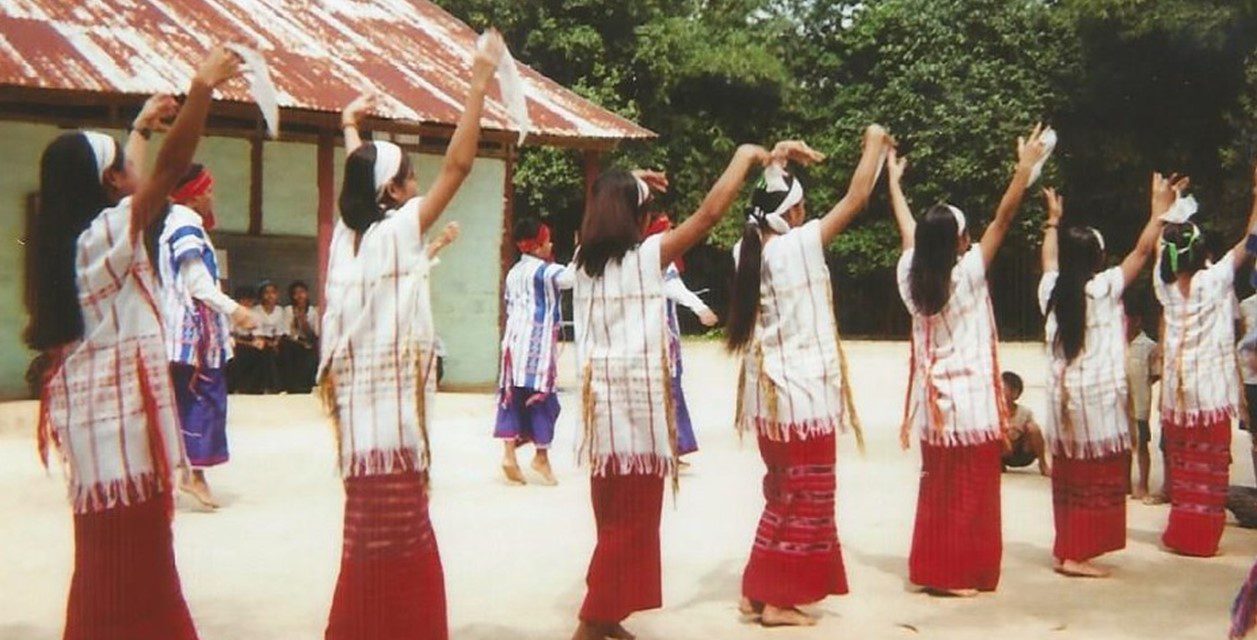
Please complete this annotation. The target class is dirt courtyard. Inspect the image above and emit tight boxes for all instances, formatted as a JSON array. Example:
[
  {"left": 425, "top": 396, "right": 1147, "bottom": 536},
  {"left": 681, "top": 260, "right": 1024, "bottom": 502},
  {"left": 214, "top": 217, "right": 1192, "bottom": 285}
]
[{"left": 1, "top": 340, "right": 1254, "bottom": 640}]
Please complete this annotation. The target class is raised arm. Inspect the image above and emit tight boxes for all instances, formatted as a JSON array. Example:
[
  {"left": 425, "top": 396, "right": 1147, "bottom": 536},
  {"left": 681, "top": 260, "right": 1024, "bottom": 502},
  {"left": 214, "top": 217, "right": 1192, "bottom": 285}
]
[
  {"left": 124, "top": 94, "right": 177, "bottom": 182},
  {"left": 660, "top": 144, "right": 770, "bottom": 266},
  {"left": 1120, "top": 173, "right": 1180, "bottom": 284},
  {"left": 1230, "top": 164, "right": 1257, "bottom": 267},
  {"left": 979, "top": 124, "right": 1049, "bottom": 267},
  {"left": 1041, "top": 188, "right": 1062, "bottom": 272},
  {"left": 416, "top": 30, "right": 504, "bottom": 234},
  {"left": 130, "top": 47, "right": 241, "bottom": 238},
  {"left": 886, "top": 148, "right": 915, "bottom": 250},
  {"left": 340, "top": 93, "right": 377, "bottom": 155},
  {"left": 818, "top": 125, "right": 893, "bottom": 244}
]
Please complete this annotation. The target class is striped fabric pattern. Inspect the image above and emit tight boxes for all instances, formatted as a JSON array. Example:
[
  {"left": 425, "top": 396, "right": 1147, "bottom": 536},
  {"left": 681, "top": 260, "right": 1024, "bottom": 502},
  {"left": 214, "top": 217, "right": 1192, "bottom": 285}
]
[
  {"left": 737, "top": 221, "right": 850, "bottom": 441},
  {"left": 158, "top": 205, "right": 232, "bottom": 368},
  {"left": 1154, "top": 251, "right": 1242, "bottom": 426},
  {"left": 1038, "top": 267, "right": 1132, "bottom": 458},
  {"left": 318, "top": 198, "right": 437, "bottom": 477},
  {"left": 573, "top": 234, "right": 675, "bottom": 477},
  {"left": 39, "top": 198, "right": 187, "bottom": 514},
  {"left": 897, "top": 247, "right": 1006, "bottom": 447},
  {"left": 499, "top": 254, "right": 572, "bottom": 393}
]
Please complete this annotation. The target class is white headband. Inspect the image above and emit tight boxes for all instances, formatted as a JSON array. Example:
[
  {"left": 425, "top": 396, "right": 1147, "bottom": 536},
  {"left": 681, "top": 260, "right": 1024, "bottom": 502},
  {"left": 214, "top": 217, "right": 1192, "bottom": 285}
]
[
  {"left": 372, "top": 141, "right": 403, "bottom": 195},
  {"left": 1160, "top": 192, "right": 1199, "bottom": 225},
  {"left": 82, "top": 131, "right": 116, "bottom": 181},
  {"left": 1089, "top": 227, "right": 1106, "bottom": 252},
  {"left": 635, "top": 176, "right": 651, "bottom": 207},
  {"left": 748, "top": 164, "right": 801, "bottom": 235},
  {"left": 946, "top": 205, "right": 967, "bottom": 237}
]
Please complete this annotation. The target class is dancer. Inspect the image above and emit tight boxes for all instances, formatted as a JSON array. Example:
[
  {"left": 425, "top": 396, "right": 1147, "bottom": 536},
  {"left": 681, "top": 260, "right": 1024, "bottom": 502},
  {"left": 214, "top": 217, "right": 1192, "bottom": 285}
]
[
  {"left": 318, "top": 32, "right": 504, "bottom": 640},
  {"left": 26, "top": 49, "right": 242, "bottom": 640},
  {"left": 1037, "top": 176, "right": 1171, "bottom": 578},
  {"left": 645, "top": 212, "right": 718, "bottom": 466},
  {"left": 569, "top": 139, "right": 812, "bottom": 640},
  {"left": 1155, "top": 165, "right": 1257, "bottom": 558},
  {"left": 725, "top": 127, "right": 891, "bottom": 626},
  {"left": 890, "top": 125, "right": 1051, "bottom": 596},
  {"left": 496, "top": 218, "right": 573, "bottom": 486},
  {"left": 159, "top": 162, "right": 255, "bottom": 509}
]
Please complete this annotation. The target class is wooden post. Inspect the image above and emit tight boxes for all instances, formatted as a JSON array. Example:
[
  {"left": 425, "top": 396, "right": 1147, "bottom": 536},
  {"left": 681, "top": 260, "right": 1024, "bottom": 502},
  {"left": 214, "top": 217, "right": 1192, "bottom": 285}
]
[
  {"left": 248, "top": 136, "right": 264, "bottom": 235},
  {"left": 316, "top": 132, "right": 335, "bottom": 299},
  {"left": 499, "top": 144, "right": 516, "bottom": 333}
]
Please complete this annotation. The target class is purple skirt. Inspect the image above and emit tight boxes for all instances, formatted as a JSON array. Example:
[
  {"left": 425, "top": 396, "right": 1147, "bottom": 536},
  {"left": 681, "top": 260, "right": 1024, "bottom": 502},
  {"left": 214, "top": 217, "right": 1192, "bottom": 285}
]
[
  {"left": 494, "top": 387, "right": 561, "bottom": 448},
  {"left": 171, "top": 364, "right": 229, "bottom": 467},
  {"left": 674, "top": 375, "right": 697, "bottom": 456}
]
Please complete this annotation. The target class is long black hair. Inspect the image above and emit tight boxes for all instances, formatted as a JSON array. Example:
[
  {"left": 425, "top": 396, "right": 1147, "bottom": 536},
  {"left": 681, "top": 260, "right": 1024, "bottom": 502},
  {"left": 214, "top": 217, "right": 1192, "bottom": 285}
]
[
  {"left": 1158, "top": 222, "right": 1206, "bottom": 284},
  {"left": 24, "top": 132, "right": 122, "bottom": 351},
  {"left": 908, "top": 204, "right": 962, "bottom": 316},
  {"left": 1047, "top": 226, "right": 1105, "bottom": 363},
  {"left": 725, "top": 180, "right": 798, "bottom": 352},
  {"left": 338, "top": 142, "right": 413, "bottom": 233},
  {"left": 575, "top": 170, "right": 644, "bottom": 278}
]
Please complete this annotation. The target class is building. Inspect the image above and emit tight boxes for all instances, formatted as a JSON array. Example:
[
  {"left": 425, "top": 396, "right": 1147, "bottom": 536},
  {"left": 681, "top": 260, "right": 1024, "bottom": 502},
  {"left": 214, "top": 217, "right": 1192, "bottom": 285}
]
[{"left": 0, "top": 0, "right": 653, "bottom": 398}]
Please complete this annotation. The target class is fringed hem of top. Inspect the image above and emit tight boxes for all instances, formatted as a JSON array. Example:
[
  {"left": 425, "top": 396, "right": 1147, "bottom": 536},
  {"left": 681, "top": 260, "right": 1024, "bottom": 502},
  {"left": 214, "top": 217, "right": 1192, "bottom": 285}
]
[
  {"left": 1049, "top": 435, "right": 1132, "bottom": 460},
  {"left": 71, "top": 471, "right": 170, "bottom": 515},
  {"left": 742, "top": 416, "right": 843, "bottom": 443},
  {"left": 341, "top": 448, "right": 425, "bottom": 478},
  {"left": 920, "top": 427, "right": 1003, "bottom": 448},
  {"left": 589, "top": 453, "right": 675, "bottom": 478},
  {"left": 1161, "top": 405, "right": 1238, "bottom": 428}
]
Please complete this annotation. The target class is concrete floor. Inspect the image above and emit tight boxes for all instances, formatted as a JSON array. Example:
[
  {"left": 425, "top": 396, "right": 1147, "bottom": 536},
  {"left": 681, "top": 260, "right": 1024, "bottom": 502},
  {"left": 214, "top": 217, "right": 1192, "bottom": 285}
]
[{"left": 1, "top": 340, "right": 1254, "bottom": 640}]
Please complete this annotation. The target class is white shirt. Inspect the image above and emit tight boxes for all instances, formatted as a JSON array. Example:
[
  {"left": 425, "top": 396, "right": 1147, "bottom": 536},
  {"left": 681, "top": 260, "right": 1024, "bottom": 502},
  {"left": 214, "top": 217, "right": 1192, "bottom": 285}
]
[
  {"left": 284, "top": 304, "right": 320, "bottom": 341},
  {"left": 41, "top": 197, "right": 186, "bottom": 514},
  {"left": 319, "top": 198, "right": 436, "bottom": 477},
  {"left": 251, "top": 304, "right": 286, "bottom": 339},
  {"left": 737, "top": 221, "right": 852, "bottom": 441},
  {"left": 1154, "top": 250, "right": 1242, "bottom": 424},
  {"left": 663, "top": 262, "right": 708, "bottom": 376},
  {"left": 499, "top": 254, "right": 573, "bottom": 393},
  {"left": 1038, "top": 267, "right": 1131, "bottom": 458},
  {"left": 158, "top": 205, "right": 236, "bottom": 367},
  {"left": 897, "top": 247, "right": 1004, "bottom": 446},
  {"left": 573, "top": 234, "right": 674, "bottom": 477}
]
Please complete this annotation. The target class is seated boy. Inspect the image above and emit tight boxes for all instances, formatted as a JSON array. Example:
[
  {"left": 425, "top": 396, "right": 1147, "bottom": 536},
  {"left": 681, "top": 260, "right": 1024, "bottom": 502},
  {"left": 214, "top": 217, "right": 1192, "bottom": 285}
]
[{"left": 1001, "top": 371, "right": 1050, "bottom": 476}]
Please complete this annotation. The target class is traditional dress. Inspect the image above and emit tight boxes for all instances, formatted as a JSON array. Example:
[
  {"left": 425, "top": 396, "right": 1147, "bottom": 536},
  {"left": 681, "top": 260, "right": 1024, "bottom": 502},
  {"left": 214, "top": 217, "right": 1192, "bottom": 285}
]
[
  {"left": 318, "top": 196, "right": 446, "bottom": 640},
  {"left": 573, "top": 233, "right": 674, "bottom": 625},
  {"left": 1154, "top": 252, "right": 1239, "bottom": 557},
  {"left": 159, "top": 205, "right": 235, "bottom": 468},
  {"left": 495, "top": 254, "right": 573, "bottom": 448},
  {"left": 897, "top": 247, "right": 1006, "bottom": 592},
  {"left": 38, "top": 195, "right": 197, "bottom": 640},
  {"left": 1039, "top": 267, "right": 1131, "bottom": 564},
  {"left": 735, "top": 220, "right": 860, "bottom": 607},
  {"left": 663, "top": 263, "right": 709, "bottom": 456}
]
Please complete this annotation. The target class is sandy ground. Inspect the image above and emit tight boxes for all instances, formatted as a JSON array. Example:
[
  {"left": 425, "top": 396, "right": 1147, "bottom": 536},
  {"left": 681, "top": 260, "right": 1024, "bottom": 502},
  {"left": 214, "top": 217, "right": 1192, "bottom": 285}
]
[{"left": 1, "top": 340, "right": 1256, "bottom": 640}]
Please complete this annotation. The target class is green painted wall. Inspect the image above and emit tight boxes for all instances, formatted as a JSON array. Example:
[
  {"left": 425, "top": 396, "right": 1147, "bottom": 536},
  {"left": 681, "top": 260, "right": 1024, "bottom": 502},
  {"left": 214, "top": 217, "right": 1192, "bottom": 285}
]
[{"left": 0, "top": 121, "right": 505, "bottom": 397}]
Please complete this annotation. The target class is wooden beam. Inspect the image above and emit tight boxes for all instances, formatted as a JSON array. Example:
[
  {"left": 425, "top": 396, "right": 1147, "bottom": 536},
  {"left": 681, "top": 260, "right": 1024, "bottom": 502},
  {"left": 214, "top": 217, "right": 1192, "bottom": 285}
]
[
  {"left": 248, "top": 136, "right": 263, "bottom": 235},
  {"left": 499, "top": 144, "right": 516, "bottom": 334},
  {"left": 316, "top": 132, "right": 335, "bottom": 300}
]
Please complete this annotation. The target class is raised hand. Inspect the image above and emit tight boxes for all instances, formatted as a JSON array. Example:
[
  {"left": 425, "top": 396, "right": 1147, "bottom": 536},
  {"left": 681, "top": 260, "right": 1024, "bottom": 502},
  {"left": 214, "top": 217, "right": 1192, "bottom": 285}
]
[
  {"left": 770, "top": 140, "right": 826, "bottom": 167},
  {"left": 864, "top": 124, "right": 894, "bottom": 150},
  {"left": 1016, "top": 123, "right": 1048, "bottom": 171},
  {"left": 1043, "top": 187, "right": 1063, "bottom": 224},
  {"left": 632, "top": 169, "right": 670, "bottom": 195},
  {"left": 886, "top": 147, "right": 907, "bottom": 185},
  {"left": 476, "top": 29, "right": 506, "bottom": 72},
  {"left": 134, "top": 94, "right": 178, "bottom": 132},
  {"left": 342, "top": 93, "right": 379, "bottom": 127},
  {"left": 195, "top": 45, "right": 244, "bottom": 89},
  {"left": 1151, "top": 172, "right": 1190, "bottom": 218},
  {"left": 438, "top": 221, "right": 461, "bottom": 245}
]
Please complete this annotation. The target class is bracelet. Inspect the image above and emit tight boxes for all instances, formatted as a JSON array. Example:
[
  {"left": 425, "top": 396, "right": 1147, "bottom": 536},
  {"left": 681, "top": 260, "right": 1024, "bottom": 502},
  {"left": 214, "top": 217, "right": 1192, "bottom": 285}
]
[
  {"left": 342, "top": 122, "right": 358, "bottom": 129},
  {"left": 1043, "top": 222, "right": 1058, "bottom": 230},
  {"left": 130, "top": 125, "right": 152, "bottom": 140}
]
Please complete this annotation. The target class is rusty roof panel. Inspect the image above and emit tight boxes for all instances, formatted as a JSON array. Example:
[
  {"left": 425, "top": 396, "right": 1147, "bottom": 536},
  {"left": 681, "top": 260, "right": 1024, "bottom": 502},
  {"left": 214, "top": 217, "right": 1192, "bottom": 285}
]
[{"left": 0, "top": 0, "right": 654, "bottom": 144}]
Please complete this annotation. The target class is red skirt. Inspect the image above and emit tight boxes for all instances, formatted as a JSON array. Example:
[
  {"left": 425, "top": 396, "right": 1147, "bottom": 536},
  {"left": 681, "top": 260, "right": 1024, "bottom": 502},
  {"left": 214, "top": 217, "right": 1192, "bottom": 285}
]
[
  {"left": 64, "top": 493, "right": 198, "bottom": 640},
  {"left": 909, "top": 440, "right": 1002, "bottom": 592},
  {"left": 326, "top": 472, "right": 447, "bottom": 640},
  {"left": 1052, "top": 452, "right": 1129, "bottom": 562},
  {"left": 1163, "top": 416, "right": 1231, "bottom": 557},
  {"left": 579, "top": 474, "right": 665, "bottom": 624},
  {"left": 742, "top": 432, "right": 847, "bottom": 607}
]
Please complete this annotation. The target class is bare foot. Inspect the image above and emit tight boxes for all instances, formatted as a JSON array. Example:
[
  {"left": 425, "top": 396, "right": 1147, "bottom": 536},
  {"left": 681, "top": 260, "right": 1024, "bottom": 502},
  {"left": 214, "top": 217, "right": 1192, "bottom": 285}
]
[
  {"left": 502, "top": 461, "right": 527, "bottom": 485},
  {"left": 1143, "top": 492, "right": 1167, "bottom": 506},
  {"left": 1131, "top": 487, "right": 1148, "bottom": 501},
  {"left": 607, "top": 623, "right": 635, "bottom": 640},
  {"left": 926, "top": 587, "right": 979, "bottom": 597},
  {"left": 761, "top": 605, "right": 817, "bottom": 627},
  {"left": 738, "top": 597, "right": 764, "bottom": 619},
  {"left": 678, "top": 459, "right": 692, "bottom": 472},
  {"left": 1054, "top": 558, "right": 1110, "bottom": 578},
  {"left": 179, "top": 477, "right": 219, "bottom": 509},
  {"left": 531, "top": 456, "right": 558, "bottom": 486},
  {"left": 1039, "top": 465, "right": 1052, "bottom": 478},
  {"left": 569, "top": 622, "right": 605, "bottom": 640}
]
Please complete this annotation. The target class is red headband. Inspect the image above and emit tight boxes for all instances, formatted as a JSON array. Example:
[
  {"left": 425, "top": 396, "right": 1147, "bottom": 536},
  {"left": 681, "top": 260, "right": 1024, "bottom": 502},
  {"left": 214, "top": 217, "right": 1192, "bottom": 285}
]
[
  {"left": 171, "top": 169, "right": 214, "bottom": 205},
  {"left": 516, "top": 223, "right": 551, "bottom": 254}
]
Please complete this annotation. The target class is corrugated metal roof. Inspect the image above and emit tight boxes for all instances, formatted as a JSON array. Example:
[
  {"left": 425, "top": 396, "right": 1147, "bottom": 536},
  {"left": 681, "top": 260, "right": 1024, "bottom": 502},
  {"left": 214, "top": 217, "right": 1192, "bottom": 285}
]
[{"left": 0, "top": 0, "right": 654, "bottom": 145}]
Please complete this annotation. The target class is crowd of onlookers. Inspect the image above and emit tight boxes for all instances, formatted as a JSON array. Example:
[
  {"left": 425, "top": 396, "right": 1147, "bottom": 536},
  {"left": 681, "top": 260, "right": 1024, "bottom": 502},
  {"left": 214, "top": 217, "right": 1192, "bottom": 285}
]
[{"left": 227, "top": 280, "right": 320, "bottom": 395}]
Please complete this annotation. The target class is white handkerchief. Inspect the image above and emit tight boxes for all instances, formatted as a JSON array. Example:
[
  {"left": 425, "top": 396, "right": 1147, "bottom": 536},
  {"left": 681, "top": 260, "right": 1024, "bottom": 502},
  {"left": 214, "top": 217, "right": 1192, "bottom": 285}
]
[
  {"left": 1028, "top": 127, "right": 1057, "bottom": 186},
  {"left": 479, "top": 33, "right": 531, "bottom": 145},
  {"left": 1160, "top": 193, "right": 1199, "bottom": 224},
  {"left": 227, "top": 44, "right": 280, "bottom": 139}
]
